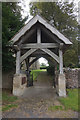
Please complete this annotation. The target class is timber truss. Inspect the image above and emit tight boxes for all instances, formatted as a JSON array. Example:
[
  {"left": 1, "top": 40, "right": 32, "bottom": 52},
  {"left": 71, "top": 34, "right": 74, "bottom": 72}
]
[{"left": 10, "top": 15, "right": 72, "bottom": 75}]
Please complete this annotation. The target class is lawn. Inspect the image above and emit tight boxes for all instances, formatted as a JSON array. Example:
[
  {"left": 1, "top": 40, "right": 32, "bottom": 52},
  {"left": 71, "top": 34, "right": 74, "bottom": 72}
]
[
  {"left": 31, "top": 69, "right": 46, "bottom": 81},
  {"left": 59, "top": 89, "right": 79, "bottom": 111},
  {"left": 48, "top": 89, "right": 79, "bottom": 112},
  {"left": 2, "top": 90, "right": 18, "bottom": 111},
  {"left": 2, "top": 91, "right": 17, "bottom": 102}
]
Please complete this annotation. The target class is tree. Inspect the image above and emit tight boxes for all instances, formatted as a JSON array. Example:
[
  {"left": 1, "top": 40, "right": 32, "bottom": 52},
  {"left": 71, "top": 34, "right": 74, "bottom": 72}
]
[
  {"left": 30, "top": 2, "right": 78, "bottom": 67},
  {"left": 2, "top": 2, "right": 28, "bottom": 72},
  {"left": 41, "top": 63, "right": 46, "bottom": 67}
]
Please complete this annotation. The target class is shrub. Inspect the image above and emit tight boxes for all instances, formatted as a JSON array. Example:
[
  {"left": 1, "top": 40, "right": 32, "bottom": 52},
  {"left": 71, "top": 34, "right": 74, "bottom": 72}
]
[
  {"left": 40, "top": 66, "right": 48, "bottom": 69},
  {"left": 47, "top": 65, "right": 55, "bottom": 75}
]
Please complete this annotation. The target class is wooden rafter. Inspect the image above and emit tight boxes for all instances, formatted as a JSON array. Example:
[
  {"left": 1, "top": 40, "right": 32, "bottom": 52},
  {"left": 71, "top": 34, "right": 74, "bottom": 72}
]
[
  {"left": 41, "top": 49, "right": 59, "bottom": 63},
  {"left": 20, "top": 49, "right": 37, "bottom": 63},
  {"left": 29, "top": 57, "right": 40, "bottom": 67},
  {"left": 10, "top": 15, "right": 72, "bottom": 45}
]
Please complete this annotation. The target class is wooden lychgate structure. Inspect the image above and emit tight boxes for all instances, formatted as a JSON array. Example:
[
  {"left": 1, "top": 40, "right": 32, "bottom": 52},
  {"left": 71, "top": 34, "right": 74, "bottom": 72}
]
[{"left": 10, "top": 15, "right": 72, "bottom": 97}]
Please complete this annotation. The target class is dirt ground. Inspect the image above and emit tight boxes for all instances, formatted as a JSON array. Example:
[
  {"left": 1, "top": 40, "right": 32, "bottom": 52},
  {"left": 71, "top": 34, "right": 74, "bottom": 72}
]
[{"left": 2, "top": 71, "right": 78, "bottom": 118}]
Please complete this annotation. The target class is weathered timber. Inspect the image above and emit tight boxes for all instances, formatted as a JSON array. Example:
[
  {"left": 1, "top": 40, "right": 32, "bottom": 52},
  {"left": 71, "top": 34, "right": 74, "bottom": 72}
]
[
  {"left": 37, "top": 28, "right": 41, "bottom": 43},
  {"left": 20, "top": 49, "right": 37, "bottom": 63},
  {"left": 41, "top": 48, "right": 59, "bottom": 63},
  {"left": 16, "top": 51, "right": 20, "bottom": 74},
  {"left": 11, "top": 15, "right": 72, "bottom": 45},
  {"left": 29, "top": 56, "right": 54, "bottom": 67},
  {"left": 29, "top": 57, "right": 40, "bottom": 67},
  {"left": 25, "top": 58, "right": 31, "bottom": 87},
  {"left": 21, "top": 43, "right": 58, "bottom": 49},
  {"left": 59, "top": 49, "right": 63, "bottom": 74}
]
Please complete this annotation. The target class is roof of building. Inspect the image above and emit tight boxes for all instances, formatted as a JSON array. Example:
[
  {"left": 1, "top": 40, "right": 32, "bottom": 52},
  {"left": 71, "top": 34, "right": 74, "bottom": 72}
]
[{"left": 10, "top": 15, "right": 72, "bottom": 45}]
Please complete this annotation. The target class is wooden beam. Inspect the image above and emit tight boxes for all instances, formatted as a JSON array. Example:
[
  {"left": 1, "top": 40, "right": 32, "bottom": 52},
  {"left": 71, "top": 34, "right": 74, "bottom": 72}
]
[
  {"left": 21, "top": 43, "right": 58, "bottom": 49},
  {"left": 25, "top": 58, "right": 29, "bottom": 70},
  {"left": 59, "top": 43, "right": 64, "bottom": 49},
  {"left": 25, "top": 58, "right": 30, "bottom": 87},
  {"left": 59, "top": 49, "right": 63, "bottom": 74},
  {"left": 41, "top": 48, "right": 59, "bottom": 63},
  {"left": 29, "top": 55, "right": 54, "bottom": 67},
  {"left": 37, "top": 28, "right": 41, "bottom": 43},
  {"left": 29, "top": 57, "right": 40, "bottom": 67},
  {"left": 20, "top": 49, "right": 37, "bottom": 63},
  {"left": 16, "top": 50, "right": 20, "bottom": 74},
  {"left": 13, "top": 45, "right": 20, "bottom": 51}
]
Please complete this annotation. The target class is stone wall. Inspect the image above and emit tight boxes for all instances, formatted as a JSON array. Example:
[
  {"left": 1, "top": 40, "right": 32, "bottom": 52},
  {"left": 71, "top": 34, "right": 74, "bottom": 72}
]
[
  {"left": 13, "top": 74, "right": 27, "bottom": 96},
  {"left": 64, "top": 68, "right": 80, "bottom": 88}
]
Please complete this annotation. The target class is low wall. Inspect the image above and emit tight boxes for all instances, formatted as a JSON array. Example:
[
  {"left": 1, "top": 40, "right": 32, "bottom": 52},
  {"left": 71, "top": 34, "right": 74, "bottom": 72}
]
[
  {"left": 2, "top": 71, "right": 15, "bottom": 89},
  {"left": 2, "top": 68, "right": 80, "bottom": 89},
  {"left": 64, "top": 68, "right": 80, "bottom": 88}
]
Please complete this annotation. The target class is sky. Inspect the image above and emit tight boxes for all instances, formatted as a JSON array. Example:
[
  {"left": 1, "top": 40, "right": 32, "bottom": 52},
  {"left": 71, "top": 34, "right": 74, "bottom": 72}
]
[{"left": 19, "top": 0, "right": 80, "bottom": 65}]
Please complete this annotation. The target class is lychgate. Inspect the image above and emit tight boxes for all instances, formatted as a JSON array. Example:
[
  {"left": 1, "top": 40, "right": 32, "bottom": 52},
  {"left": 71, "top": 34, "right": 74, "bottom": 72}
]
[{"left": 10, "top": 15, "right": 72, "bottom": 97}]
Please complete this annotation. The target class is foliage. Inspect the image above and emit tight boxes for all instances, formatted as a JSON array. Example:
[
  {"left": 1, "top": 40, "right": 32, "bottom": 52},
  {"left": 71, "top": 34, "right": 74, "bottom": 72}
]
[
  {"left": 47, "top": 66, "right": 55, "bottom": 75},
  {"left": 40, "top": 63, "right": 47, "bottom": 67},
  {"left": 2, "top": 2, "right": 27, "bottom": 72},
  {"left": 47, "top": 62, "right": 55, "bottom": 75},
  {"left": 78, "top": 25, "right": 80, "bottom": 58},
  {"left": 40, "top": 63, "right": 47, "bottom": 69},
  {"left": 63, "top": 49, "right": 78, "bottom": 68},
  {"left": 59, "top": 89, "right": 79, "bottom": 111},
  {"left": 31, "top": 69, "right": 45, "bottom": 80},
  {"left": 40, "top": 66, "right": 47, "bottom": 69},
  {"left": 30, "top": 2, "right": 78, "bottom": 67}
]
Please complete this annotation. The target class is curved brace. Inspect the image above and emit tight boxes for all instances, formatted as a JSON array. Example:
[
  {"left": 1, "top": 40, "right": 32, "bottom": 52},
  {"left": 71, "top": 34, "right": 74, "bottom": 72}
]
[
  {"left": 41, "top": 49, "right": 59, "bottom": 63},
  {"left": 29, "top": 57, "right": 40, "bottom": 67},
  {"left": 20, "top": 48, "right": 59, "bottom": 64},
  {"left": 29, "top": 56, "right": 54, "bottom": 67},
  {"left": 20, "top": 49, "right": 37, "bottom": 63}
]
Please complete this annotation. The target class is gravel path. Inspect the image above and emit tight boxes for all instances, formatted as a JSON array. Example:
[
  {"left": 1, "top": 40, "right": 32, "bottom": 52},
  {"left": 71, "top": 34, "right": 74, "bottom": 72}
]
[{"left": 2, "top": 71, "right": 78, "bottom": 118}]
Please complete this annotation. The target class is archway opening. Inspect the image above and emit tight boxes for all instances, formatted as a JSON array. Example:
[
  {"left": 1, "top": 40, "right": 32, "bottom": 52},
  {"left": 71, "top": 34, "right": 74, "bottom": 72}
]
[{"left": 21, "top": 56, "right": 57, "bottom": 89}]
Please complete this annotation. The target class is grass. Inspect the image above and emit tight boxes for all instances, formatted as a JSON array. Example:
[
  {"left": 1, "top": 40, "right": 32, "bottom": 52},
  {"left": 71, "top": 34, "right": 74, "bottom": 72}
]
[
  {"left": 2, "top": 91, "right": 18, "bottom": 102},
  {"left": 31, "top": 69, "right": 46, "bottom": 81},
  {"left": 2, "top": 90, "right": 18, "bottom": 112},
  {"left": 59, "top": 89, "right": 79, "bottom": 111},
  {"left": 2, "top": 104, "right": 18, "bottom": 111},
  {"left": 48, "top": 105, "right": 64, "bottom": 111},
  {"left": 48, "top": 89, "right": 79, "bottom": 112}
]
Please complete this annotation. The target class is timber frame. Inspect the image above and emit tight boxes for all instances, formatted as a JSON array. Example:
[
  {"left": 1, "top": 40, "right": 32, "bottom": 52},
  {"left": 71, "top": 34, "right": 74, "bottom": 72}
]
[{"left": 10, "top": 15, "right": 72, "bottom": 97}]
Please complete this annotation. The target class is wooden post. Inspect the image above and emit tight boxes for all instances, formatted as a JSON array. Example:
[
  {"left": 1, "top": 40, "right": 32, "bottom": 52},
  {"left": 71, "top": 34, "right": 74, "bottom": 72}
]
[
  {"left": 58, "top": 46, "right": 66, "bottom": 97},
  {"left": 16, "top": 50, "right": 20, "bottom": 74},
  {"left": 25, "top": 58, "right": 30, "bottom": 87},
  {"left": 37, "top": 28, "right": 41, "bottom": 43},
  {"left": 59, "top": 49, "right": 63, "bottom": 74}
]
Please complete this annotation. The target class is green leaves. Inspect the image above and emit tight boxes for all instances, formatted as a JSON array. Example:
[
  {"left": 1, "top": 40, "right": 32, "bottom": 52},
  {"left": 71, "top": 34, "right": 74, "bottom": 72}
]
[
  {"left": 2, "top": 2, "right": 27, "bottom": 72},
  {"left": 30, "top": 2, "right": 78, "bottom": 68}
]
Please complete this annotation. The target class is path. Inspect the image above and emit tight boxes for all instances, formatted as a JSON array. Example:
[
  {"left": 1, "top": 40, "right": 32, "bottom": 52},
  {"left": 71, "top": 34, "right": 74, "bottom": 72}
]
[
  {"left": 21, "top": 71, "right": 55, "bottom": 99},
  {"left": 2, "top": 71, "right": 78, "bottom": 118}
]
